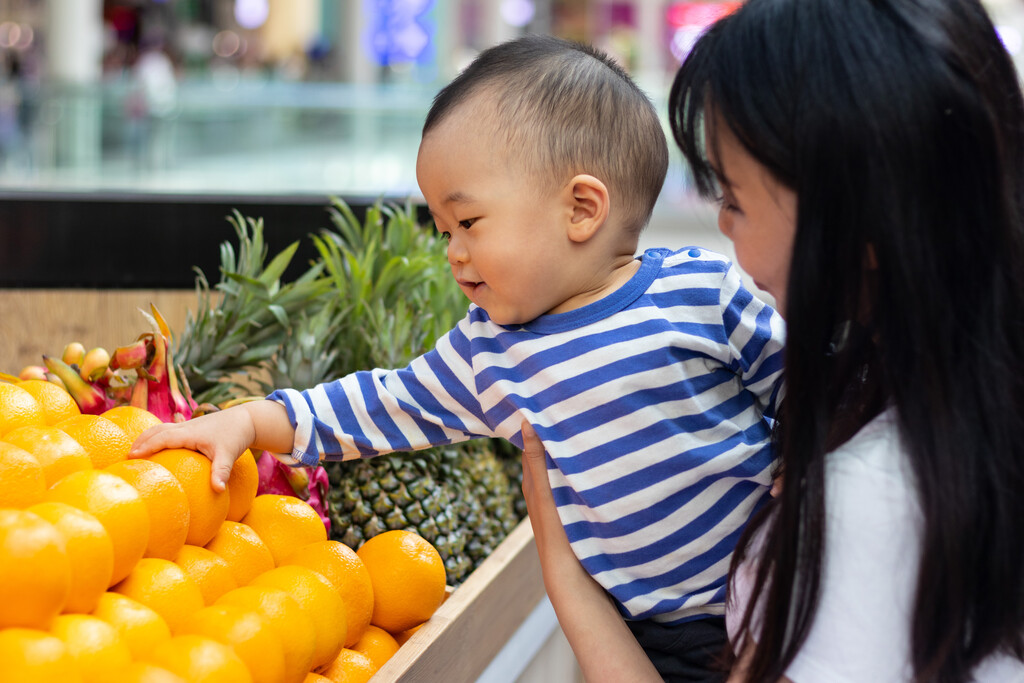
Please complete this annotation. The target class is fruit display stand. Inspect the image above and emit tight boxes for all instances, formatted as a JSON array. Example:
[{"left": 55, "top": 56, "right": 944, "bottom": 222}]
[
  {"left": 0, "top": 199, "right": 586, "bottom": 680},
  {"left": 0, "top": 292, "right": 582, "bottom": 681}
]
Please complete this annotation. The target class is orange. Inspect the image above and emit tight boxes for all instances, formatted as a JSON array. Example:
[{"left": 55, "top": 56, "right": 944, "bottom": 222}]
[
  {"left": 304, "top": 674, "right": 331, "bottom": 683},
  {"left": 111, "top": 557, "right": 205, "bottom": 634},
  {"left": 0, "top": 381, "right": 46, "bottom": 436},
  {"left": 46, "top": 469, "right": 150, "bottom": 585},
  {"left": 18, "top": 379, "right": 80, "bottom": 425},
  {"left": 91, "top": 591, "right": 172, "bottom": 660},
  {"left": 149, "top": 448, "right": 230, "bottom": 547},
  {"left": 174, "top": 544, "right": 238, "bottom": 605},
  {"left": 0, "top": 627, "right": 82, "bottom": 683},
  {"left": 282, "top": 540, "right": 374, "bottom": 646},
  {"left": 148, "top": 634, "right": 253, "bottom": 683},
  {"left": 215, "top": 585, "right": 316, "bottom": 683},
  {"left": 351, "top": 624, "right": 399, "bottom": 670},
  {"left": 2, "top": 424, "right": 92, "bottom": 486},
  {"left": 242, "top": 494, "right": 327, "bottom": 565},
  {"left": 117, "top": 661, "right": 188, "bottom": 683},
  {"left": 101, "top": 405, "right": 163, "bottom": 442},
  {"left": 50, "top": 613, "right": 133, "bottom": 683},
  {"left": 393, "top": 623, "right": 422, "bottom": 646},
  {"left": 56, "top": 414, "right": 132, "bottom": 469},
  {"left": 179, "top": 604, "right": 286, "bottom": 683},
  {"left": 106, "top": 459, "right": 190, "bottom": 560},
  {"left": 226, "top": 449, "right": 259, "bottom": 522},
  {"left": 0, "top": 509, "right": 71, "bottom": 629},
  {"left": 249, "top": 565, "right": 347, "bottom": 670},
  {"left": 0, "top": 440, "right": 47, "bottom": 507},
  {"left": 317, "top": 648, "right": 378, "bottom": 683},
  {"left": 28, "top": 501, "right": 114, "bottom": 614},
  {"left": 356, "top": 530, "right": 446, "bottom": 633},
  {"left": 203, "top": 521, "right": 275, "bottom": 586}
]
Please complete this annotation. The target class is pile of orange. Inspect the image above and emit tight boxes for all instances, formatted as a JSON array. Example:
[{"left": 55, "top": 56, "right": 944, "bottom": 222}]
[{"left": 0, "top": 380, "right": 450, "bottom": 682}]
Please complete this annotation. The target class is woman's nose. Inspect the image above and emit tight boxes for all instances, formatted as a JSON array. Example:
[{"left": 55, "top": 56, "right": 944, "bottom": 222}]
[{"left": 717, "top": 209, "right": 734, "bottom": 239}]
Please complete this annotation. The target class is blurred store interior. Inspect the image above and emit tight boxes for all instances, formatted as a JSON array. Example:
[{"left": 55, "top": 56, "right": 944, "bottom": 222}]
[{"left": 1, "top": 0, "right": 1023, "bottom": 287}]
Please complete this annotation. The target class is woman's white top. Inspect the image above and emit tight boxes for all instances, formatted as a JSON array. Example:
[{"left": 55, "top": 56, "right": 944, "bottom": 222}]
[{"left": 726, "top": 409, "right": 1024, "bottom": 682}]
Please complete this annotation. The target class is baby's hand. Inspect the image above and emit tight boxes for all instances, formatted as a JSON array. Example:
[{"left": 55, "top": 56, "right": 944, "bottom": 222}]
[{"left": 128, "top": 407, "right": 256, "bottom": 492}]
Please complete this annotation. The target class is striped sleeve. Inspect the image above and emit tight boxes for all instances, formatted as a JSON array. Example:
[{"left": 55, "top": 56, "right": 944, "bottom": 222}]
[
  {"left": 268, "top": 315, "right": 494, "bottom": 466},
  {"left": 717, "top": 262, "right": 786, "bottom": 415}
]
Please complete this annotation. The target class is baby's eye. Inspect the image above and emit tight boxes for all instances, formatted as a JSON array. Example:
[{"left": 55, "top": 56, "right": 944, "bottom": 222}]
[
  {"left": 440, "top": 231, "right": 451, "bottom": 241},
  {"left": 458, "top": 218, "right": 476, "bottom": 229}
]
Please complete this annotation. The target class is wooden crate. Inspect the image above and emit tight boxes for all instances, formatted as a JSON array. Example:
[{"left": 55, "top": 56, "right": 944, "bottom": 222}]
[{"left": 0, "top": 289, "right": 198, "bottom": 374}]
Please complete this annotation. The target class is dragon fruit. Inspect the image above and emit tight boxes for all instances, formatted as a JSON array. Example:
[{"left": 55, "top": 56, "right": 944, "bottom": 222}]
[
  {"left": 126, "top": 306, "right": 197, "bottom": 423},
  {"left": 26, "top": 304, "right": 197, "bottom": 421}
]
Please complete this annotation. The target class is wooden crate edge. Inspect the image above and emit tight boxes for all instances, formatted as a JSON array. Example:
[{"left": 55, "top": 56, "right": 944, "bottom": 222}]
[{"left": 373, "top": 517, "right": 544, "bottom": 681}]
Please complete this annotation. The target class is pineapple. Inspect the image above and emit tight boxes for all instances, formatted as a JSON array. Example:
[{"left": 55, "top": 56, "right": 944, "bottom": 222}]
[
  {"left": 312, "top": 199, "right": 523, "bottom": 586},
  {"left": 326, "top": 448, "right": 473, "bottom": 584},
  {"left": 176, "top": 198, "right": 525, "bottom": 586},
  {"left": 173, "top": 211, "right": 333, "bottom": 407}
]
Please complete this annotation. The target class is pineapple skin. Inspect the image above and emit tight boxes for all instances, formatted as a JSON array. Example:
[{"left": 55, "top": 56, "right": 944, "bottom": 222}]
[{"left": 325, "top": 440, "right": 523, "bottom": 587}]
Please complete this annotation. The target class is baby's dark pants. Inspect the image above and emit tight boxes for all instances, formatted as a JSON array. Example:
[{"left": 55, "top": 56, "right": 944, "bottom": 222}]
[{"left": 627, "top": 616, "right": 729, "bottom": 683}]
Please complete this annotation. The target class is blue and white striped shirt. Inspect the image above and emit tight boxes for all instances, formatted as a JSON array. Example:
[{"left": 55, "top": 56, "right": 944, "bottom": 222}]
[{"left": 270, "top": 247, "right": 786, "bottom": 624}]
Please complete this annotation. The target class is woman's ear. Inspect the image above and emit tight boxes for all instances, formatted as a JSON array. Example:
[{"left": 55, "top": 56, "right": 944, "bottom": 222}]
[{"left": 565, "top": 174, "right": 610, "bottom": 243}]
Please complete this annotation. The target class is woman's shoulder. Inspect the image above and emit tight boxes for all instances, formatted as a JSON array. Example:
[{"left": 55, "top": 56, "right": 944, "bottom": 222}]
[{"left": 825, "top": 408, "right": 910, "bottom": 492}]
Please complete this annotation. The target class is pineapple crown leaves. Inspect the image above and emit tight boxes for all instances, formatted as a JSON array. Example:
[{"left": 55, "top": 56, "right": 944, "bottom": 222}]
[
  {"left": 174, "top": 210, "right": 333, "bottom": 405},
  {"left": 174, "top": 198, "right": 467, "bottom": 405},
  {"left": 312, "top": 198, "right": 468, "bottom": 375},
  {"left": 257, "top": 296, "right": 348, "bottom": 394}
]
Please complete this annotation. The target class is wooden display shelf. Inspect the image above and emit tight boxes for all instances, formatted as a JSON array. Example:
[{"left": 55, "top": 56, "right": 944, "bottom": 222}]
[{"left": 375, "top": 518, "right": 546, "bottom": 681}]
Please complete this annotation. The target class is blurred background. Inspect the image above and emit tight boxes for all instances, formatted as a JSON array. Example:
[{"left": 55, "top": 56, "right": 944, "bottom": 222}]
[{"left": 1, "top": 0, "right": 1023, "bottom": 288}]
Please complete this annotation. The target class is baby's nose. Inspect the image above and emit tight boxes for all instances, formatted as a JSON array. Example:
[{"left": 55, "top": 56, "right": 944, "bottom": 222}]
[{"left": 447, "top": 237, "right": 469, "bottom": 264}]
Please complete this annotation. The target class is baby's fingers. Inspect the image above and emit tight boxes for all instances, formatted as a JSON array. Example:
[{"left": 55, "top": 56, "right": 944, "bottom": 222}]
[
  {"left": 209, "top": 453, "right": 235, "bottom": 493},
  {"left": 127, "top": 422, "right": 181, "bottom": 458}
]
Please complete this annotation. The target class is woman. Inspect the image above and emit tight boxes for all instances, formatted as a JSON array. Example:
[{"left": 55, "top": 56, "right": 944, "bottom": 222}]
[{"left": 520, "top": 0, "right": 1024, "bottom": 681}]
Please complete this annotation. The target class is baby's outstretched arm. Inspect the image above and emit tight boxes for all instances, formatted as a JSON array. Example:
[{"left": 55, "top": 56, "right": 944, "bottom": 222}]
[{"left": 128, "top": 400, "right": 295, "bottom": 491}]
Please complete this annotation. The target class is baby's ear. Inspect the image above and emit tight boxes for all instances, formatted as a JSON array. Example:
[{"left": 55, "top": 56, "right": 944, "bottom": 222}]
[{"left": 565, "top": 174, "right": 609, "bottom": 243}]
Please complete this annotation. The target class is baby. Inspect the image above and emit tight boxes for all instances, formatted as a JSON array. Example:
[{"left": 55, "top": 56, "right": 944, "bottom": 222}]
[{"left": 133, "top": 35, "right": 785, "bottom": 678}]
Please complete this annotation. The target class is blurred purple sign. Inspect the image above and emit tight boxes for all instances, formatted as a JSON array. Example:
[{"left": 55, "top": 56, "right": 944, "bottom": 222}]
[{"left": 365, "top": 0, "right": 435, "bottom": 66}]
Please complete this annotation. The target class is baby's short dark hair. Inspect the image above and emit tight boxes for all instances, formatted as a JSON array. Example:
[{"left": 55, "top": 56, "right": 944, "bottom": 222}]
[{"left": 424, "top": 35, "right": 668, "bottom": 235}]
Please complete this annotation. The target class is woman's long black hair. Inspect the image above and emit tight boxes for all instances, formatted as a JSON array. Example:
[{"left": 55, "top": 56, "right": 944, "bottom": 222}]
[{"left": 669, "top": 1, "right": 1024, "bottom": 681}]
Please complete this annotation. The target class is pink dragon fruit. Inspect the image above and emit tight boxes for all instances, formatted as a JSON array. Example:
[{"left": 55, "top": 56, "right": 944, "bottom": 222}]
[
  {"left": 31, "top": 304, "right": 197, "bottom": 421},
  {"left": 125, "top": 305, "right": 197, "bottom": 423}
]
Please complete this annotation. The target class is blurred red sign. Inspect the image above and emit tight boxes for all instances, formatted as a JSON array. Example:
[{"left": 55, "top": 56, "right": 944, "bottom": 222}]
[{"left": 666, "top": 2, "right": 743, "bottom": 28}]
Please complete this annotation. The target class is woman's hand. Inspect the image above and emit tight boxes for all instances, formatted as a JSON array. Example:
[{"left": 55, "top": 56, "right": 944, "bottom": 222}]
[
  {"left": 520, "top": 420, "right": 576, "bottom": 564},
  {"left": 520, "top": 420, "right": 661, "bottom": 683}
]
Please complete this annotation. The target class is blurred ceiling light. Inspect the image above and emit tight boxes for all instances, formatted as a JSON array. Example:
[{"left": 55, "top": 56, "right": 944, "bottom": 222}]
[
  {"left": 235, "top": 0, "right": 270, "bottom": 30},
  {"left": 500, "top": 0, "right": 535, "bottom": 27},
  {"left": 669, "top": 26, "right": 704, "bottom": 63},
  {"left": 0, "top": 21, "right": 21, "bottom": 49},
  {"left": 212, "top": 30, "right": 242, "bottom": 58},
  {"left": 14, "top": 25, "right": 33, "bottom": 50}
]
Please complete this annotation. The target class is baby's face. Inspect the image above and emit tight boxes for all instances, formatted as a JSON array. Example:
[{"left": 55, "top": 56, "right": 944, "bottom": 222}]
[{"left": 416, "top": 112, "right": 583, "bottom": 325}]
